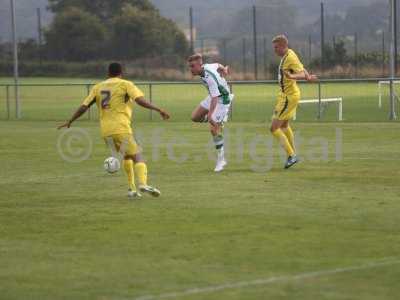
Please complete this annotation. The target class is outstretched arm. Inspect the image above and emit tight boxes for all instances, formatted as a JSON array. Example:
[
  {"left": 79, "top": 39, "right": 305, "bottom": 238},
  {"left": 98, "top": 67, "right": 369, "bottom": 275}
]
[
  {"left": 134, "top": 97, "right": 170, "bottom": 120},
  {"left": 57, "top": 105, "right": 89, "bottom": 129},
  {"left": 284, "top": 68, "right": 318, "bottom": 81}
]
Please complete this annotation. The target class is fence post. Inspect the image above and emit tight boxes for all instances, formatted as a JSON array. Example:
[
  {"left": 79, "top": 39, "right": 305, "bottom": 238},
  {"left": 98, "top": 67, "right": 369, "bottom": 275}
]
[
  {"left": 382, "top": 32, "right": 385, "bottom": 77},
  {"left": 252, "top": 5, "right": 258, "bottom": 80},
  {"left": 318, "top": 81, "right": 322, "bottom": 120},
  {"left": 189, "top": 6, "right": 194, "bottom": 53},
  {"left": 389, "top": 78, "right": 397, "bottom": 120},
  {"left": 6, "top": 85, "right": 10, "bottom": 120},
  {"left": 320, "top": 2, "right": 325, "bottom": 71},
  {"left": 149, "top": 83, "right": 153, "bottom": 121},
  {"left": 354, "top": 32, "right": 358, "bottom": 78},
  {"left": 390, "top": 0, "right": 398, "bottom": 120},
  {"left": 86, "top": 84, "right": 91, "bottom": 120},
  {"left": 242, "top": 38, "right": 247, "bottom": 77},
  {"left": 229, "top": 83, "right": 233, "bottom": 121}
]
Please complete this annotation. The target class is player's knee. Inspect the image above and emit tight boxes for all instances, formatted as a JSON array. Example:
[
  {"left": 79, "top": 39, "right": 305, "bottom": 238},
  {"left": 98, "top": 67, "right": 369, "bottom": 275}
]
[
  {"left": 210, "top": 126, "right": 219, "bottom": 136},
  {"left": 270, "top": 120, "right": 282, "bottom": 133},
  {"left": 191, "top": 113, "right": 200, "bottom": 122}
]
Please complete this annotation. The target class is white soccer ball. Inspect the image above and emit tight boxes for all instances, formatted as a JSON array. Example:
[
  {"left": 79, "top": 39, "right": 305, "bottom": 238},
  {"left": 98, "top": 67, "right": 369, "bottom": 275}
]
[{"left": 104, "top": 157, "right": 120, "bottom": 174}]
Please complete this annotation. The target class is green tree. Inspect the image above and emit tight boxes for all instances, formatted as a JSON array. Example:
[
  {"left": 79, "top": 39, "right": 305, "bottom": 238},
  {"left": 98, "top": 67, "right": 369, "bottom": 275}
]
[
  {"left": 110, "top": 4, "right": 188, "bottom": 59},
  {"left": 333, "top": 40, "right": 347, "bottom": 65},
  {"left": 19, "top": 39, "right": 40, "bottom": 61},
  {"left": 48, "top": 0, "right": 156, "bottom": 22},
  {"left": 321, "top": 40, "right": 348, "bottom": 68},
  {"left": 45, "top": 7, "right": 107, "bottom": 61},
  {"left": 44, "top": 0, "right": 189, "bottom": 62}
]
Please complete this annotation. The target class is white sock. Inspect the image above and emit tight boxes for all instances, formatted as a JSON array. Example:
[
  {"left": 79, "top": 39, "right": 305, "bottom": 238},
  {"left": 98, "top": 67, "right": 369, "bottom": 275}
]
[{"left": 217, "top": 147, "right": 225, "bottom": 161}]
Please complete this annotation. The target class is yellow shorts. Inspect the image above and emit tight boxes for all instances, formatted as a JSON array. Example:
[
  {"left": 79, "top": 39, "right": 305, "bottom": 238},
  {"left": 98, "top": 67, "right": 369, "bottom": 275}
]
[
  {"left": 273, "top": 93, "right": 300, "bottom": 121},
  {"left": 103, "top": 133, "right": 140, "bottom": 157}
]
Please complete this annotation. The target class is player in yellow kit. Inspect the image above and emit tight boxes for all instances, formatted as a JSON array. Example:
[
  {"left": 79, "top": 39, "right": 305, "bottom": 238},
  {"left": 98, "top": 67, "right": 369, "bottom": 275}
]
[
  {"left": 58, "top": 63, "right": 170, "bottom": 198},
  {"left": 270, "top": 35, "right": 318, "bottom": 169}
]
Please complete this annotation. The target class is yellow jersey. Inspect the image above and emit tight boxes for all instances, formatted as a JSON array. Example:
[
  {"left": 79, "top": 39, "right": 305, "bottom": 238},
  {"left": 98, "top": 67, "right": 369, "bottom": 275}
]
[
  {"left": 82, "top": 77, "right": 144, "bottom": 137},
  {"left": 278, "top": 49, "right": 304, "bottom": 95}
]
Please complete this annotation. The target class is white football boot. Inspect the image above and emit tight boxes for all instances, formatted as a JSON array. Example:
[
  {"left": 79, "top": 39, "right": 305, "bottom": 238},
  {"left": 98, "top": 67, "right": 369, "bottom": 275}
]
[
  {"left": 214, "top": 159, "right": 227, "bottom": 172},
  {"left": 214, "top": 151, "right": 227, "bottom": 172},
  {"left": 139, "top": 185, "right": 161, "bottom": 197},
  {"left": 128, "top": 189, "right": 142, "bottom": 198},
  {"left": 214, "top": 147, "right": 227, "bottom": 172}
]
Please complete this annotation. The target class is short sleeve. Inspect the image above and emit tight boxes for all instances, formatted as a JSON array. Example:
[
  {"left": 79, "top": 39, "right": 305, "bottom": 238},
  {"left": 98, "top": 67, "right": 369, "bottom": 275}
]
[
  {"left": 207, "top": 63, "right": 220, "bottom": 72},
  {"left": 285, "top": 53, "right": 304, "bottom": 73},
  {"left": 126, "top": 82, "right": 144, "bottom": 100},
  {"left": 205, "top": 75, "right": 221, "bottom": 98},
  {"left": 82, "top": 85, "right": 97, "bottom": 107}
]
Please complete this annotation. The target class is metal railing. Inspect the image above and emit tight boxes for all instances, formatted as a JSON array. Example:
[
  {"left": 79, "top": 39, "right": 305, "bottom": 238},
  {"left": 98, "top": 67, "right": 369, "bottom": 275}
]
[{"left": 0, "top": 78, "right": 399, "bottom": 122}]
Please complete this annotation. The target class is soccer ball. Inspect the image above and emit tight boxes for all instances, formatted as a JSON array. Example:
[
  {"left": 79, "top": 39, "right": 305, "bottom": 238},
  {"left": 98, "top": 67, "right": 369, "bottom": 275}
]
[{"left": 104, "top": 157, "right": 120, "bottom": 174}]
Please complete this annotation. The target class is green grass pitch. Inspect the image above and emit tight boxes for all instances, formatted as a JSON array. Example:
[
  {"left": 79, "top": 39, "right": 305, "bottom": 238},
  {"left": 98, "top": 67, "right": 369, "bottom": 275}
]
[{"left": 0, "top": 77, "right": 400, "bottom": 300}]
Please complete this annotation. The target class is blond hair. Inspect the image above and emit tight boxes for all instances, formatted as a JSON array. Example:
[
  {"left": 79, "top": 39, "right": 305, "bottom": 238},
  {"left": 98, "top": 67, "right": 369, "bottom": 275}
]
[
  {"left": 272, "top": 35, "right": 288, "bottom": 45},
  {"left": 187, "top": 53, "right": 203, "bottom": 62}
]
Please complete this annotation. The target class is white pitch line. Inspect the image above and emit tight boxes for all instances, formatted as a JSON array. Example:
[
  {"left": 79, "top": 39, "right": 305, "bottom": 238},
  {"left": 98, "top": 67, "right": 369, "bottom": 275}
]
[{"left": 134, "top": 258, "right": 400, "bottom": 300}]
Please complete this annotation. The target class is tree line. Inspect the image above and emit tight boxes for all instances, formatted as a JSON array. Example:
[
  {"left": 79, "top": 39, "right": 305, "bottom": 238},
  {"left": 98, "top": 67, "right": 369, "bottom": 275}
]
[{"left": 1, "top": 0, "right": 189, "bottom": 64}]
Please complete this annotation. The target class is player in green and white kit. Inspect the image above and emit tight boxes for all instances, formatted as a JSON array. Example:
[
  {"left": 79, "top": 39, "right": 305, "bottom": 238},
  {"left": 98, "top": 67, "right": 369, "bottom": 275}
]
[{"left": 188, "top": 54, "right": 234, "bottom": 172}]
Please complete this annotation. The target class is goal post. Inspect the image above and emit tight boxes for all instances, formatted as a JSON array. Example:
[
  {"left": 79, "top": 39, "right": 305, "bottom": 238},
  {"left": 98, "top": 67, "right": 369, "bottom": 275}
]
[
  {"left": 294, "top": 98, "right": 343, "bottom": 121},
  {"left": 378, "top": 80, "right": 400, "bottom": 108}
]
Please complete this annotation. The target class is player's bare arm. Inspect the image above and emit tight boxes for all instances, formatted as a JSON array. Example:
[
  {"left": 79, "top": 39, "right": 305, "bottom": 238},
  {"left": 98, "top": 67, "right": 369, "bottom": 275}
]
[
  {"left": 303, "top": 68, "right": 318, "bottom": 81},
  {"left": 135, "top": 96, "right": 170, "bottom": 120},
  {"left": 284, "top": 69, "right": 318, "bottom": 81},
  {"left": 57, "top": 105, "right": 89, "bottom": 129}
]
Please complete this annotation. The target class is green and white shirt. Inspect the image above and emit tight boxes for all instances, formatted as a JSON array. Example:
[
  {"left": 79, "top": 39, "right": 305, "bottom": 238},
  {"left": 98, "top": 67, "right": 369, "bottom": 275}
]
[{"left": 201, "top": 63, "right": 231, "bottom": 105}]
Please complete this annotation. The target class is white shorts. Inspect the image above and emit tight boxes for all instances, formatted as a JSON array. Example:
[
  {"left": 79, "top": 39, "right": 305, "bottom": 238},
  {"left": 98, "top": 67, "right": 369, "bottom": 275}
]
[{"left": 200, "top": 94, "right": 234, "bottom": 123}]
